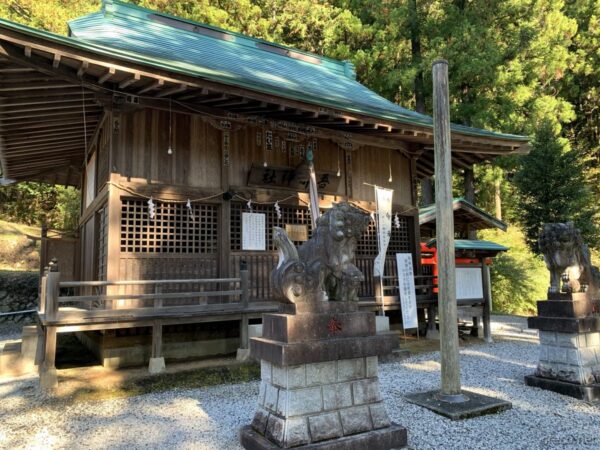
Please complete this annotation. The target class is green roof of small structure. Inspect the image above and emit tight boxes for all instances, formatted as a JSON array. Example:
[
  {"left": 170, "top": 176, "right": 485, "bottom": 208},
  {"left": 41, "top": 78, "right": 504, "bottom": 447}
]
[
  {"left": 0, "top": 0, "right": 527, "bottom": 143},
  {"left": 426, "top": 239, "right": 509, "bottom": 252},
  {"left": 419, "top": 197, "right": 507, "bottom": 232}
]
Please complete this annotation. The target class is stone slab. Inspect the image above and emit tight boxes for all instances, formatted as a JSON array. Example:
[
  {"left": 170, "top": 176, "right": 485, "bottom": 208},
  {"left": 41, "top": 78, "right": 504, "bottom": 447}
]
[
  {"left": 536, "top": 300, "right": 592, "bottom": 318},
  {"left": 527, "top": 316, "right": 600, "bottom": 334},
  {"left": 525, "top": 375, "right": 600, "bottom": 402},
  {"left": 279, "top": 302, "right": 358, "bottom": 315},
  {"left": 262, "top": 312, "right": 375, "bottom": 343},
  {"left": 404, "top": 389, "right": 512, "bottom": 420},
  {"left": 239, "top": 423, "right": 407, "bottom": 450},
  {"left": 250, "top": 333, "right": 398, "bottom": 367}
]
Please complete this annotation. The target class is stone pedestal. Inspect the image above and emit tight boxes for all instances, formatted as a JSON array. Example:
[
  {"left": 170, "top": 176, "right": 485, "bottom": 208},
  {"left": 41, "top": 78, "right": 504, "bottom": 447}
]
[
  {"left": 239, "top": 303, "right": 407, "bottom": 449},
  {"left": 526, "top": 292, "right": 600, "bottom": 401}
]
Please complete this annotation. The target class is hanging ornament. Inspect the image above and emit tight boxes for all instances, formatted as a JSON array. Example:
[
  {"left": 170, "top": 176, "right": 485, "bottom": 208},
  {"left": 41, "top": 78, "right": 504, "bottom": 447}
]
[
  {"left": 336, "top": 146, "right": 341, "bottom": 177},
  {"left": 167, "top": 99, "right": 173, "bottom": 155},
  {"left": 370, "top": 211, "right": 376, "bottom": 222},
  {"left": 186, "top": 198, "right": 194, "bottom": 221},
  {"left": 394, "top": 213, "right": 401, "bottom": 230},
  {"left": 263, "top": 161, "right": 268, "bottom": 167},
  {"left": 147, "top": 196, "right": 156, "bottom": 220},
  {"left": 274, "top": 201, "right": 282, "bottom": 220},
  {"left": 247, "top": 199, "right": 253, "bottom": 212}
]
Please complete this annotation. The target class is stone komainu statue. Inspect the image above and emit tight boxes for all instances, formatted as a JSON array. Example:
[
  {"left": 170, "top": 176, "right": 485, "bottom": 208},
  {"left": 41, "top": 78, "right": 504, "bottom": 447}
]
[
  {"left": 539, "top": 222, "right": 600, "bottom": 295},
  {"left": 271, "top": 202, "right": 371, "bottom": 304}
]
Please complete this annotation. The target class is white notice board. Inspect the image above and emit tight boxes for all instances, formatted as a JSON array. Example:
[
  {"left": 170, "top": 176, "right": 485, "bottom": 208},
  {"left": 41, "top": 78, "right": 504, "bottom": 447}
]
[
  {"left": 396, "top": 253, "right": 418, "bottom": 329},
  {"left": 456, "top": 267, "right": 484, "bottom": 299},
  {"left": 242, "top": 213, "right": 266, "bottom": 250}
]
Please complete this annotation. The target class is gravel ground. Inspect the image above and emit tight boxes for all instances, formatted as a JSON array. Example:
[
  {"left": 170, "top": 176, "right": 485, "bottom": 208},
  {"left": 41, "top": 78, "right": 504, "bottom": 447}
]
[{"left": 1, "top": 316, "right": 599, "bottom": 449}]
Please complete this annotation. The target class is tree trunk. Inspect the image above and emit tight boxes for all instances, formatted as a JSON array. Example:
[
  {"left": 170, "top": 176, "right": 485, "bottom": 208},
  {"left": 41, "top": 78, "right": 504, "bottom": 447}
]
[{"left": 494, "top": 178, "right": 502, "bottom": 220}]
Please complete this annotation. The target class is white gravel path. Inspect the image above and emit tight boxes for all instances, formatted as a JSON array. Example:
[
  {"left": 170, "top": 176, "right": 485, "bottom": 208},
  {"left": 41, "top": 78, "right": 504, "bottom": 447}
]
[{"left": 1, "top": 316, "right": 599, "bottom": 449}]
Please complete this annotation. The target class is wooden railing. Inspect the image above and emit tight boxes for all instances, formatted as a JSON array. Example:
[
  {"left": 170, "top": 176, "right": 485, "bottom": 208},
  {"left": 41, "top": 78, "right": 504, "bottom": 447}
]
[{"left": 38, "top": 259, "right": 258, "bottom": 325}]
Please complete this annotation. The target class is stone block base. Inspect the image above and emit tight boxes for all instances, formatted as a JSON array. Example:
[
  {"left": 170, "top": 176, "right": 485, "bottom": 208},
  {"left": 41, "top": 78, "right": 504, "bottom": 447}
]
[
  {"left": 246, "top": 356, "right": 403, "bottom": 449},
  {"left": 536, "top": 330, "right": 600, "bottom": 385},
  {"left": 239, "top": 423, "right": 407, "bottom": 450},
  {"left": 525, "top": 375, "right": 600, "bottom": 402}
]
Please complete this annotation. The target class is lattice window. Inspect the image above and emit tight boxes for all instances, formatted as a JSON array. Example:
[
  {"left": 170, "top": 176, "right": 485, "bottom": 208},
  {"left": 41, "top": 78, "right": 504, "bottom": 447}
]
[
  {"left": 356, "top": 214, "right": 411, "bottom": 257},
  {"left": 230, "top": 202, "right": 411, "bottom": 256},
  {"left": 230, "top": 202, "right": 313, "bottom": 251},
  {"left": 97, "top": 204, "right": 108, "bottom": 280},
  {"left": 120, "top": 199, "right": 218, "bottom": 253}
]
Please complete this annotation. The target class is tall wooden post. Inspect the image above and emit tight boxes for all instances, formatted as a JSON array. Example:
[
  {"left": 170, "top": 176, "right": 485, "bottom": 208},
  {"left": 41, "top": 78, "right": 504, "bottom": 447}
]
[{"left": 433, "top": 59, "right": 464, "bottom": 401}]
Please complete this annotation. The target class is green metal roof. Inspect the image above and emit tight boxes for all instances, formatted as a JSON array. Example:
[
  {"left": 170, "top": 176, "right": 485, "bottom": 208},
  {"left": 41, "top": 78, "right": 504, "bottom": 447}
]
[
  {"left": 419, "top": 197, "right": 507, "bottom": 231},
  {"left": 0, "top": 0, "right": 527, "bottom": 143},
  {"left": 426, "top": 239, "right": 509, "bottom": 252}
]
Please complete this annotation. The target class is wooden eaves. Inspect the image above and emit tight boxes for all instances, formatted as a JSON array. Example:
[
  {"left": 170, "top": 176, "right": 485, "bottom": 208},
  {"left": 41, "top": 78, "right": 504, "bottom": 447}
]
[{"left": 0, "top": 23, "right": 529, "bottom": 186}]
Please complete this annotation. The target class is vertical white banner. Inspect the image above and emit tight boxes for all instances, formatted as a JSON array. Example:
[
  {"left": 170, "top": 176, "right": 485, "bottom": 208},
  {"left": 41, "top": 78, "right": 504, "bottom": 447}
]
[
  {"left": 373, "top": 186, "right": 393, "bottom": 277},
  {"left": 242, "top": 212, "right": 266, "bottom": 250},
  {"left": 396, "top": 253, "right": 418, "bottom": 329}
]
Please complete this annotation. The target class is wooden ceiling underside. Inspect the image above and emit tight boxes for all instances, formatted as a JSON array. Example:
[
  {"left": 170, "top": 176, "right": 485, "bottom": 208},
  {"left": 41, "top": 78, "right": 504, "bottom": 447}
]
[{"left": 0, "top": 27, "right": 528, "bottom": 186}]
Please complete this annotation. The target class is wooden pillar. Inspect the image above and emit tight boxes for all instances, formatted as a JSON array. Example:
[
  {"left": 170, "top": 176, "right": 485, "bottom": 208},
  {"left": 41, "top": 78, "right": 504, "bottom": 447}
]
[
  {"left": 239, "top": 262, "right": 250, "bottom": 350},
  {"left": 39, "top": 260, "right": 59, "bottom": 392},
  {"left": 482, "top": 262, "right": 493, "bottom": 343},
  {"left": 220, "top": 129, "right": 231, "bottom": 278},
  {"left": 432, "top": 59, "right": 463, "bottom": 401}
]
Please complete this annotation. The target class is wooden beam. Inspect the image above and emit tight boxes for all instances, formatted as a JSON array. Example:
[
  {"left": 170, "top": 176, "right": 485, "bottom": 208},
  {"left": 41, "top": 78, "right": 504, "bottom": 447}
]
[
  {"left": 0, "top": 82, "right": 74, "bottom": 92},
  {"left": 0, "top": 108, "right": 101, "bottom": 122},
  {"left": 6, "top": 130, "right": 93, "bottom": 147},
  {"left": 52, "top": 53, "right": 61, "bottom": 69},
  {"left": 0, "top": 95, "right": 96, "bottom": 107},
  {"left": 0, "top": 117, "right": 99, "bottom": 131},
  {"left": 0, "top": 101, "right": 98, "bottom": 115},
  {"left": 137, "top": 79, "right": 164, "bottom": 95},
  {"left": 118, "top": 72, "right": 141, "bottom": 89},
  {"left": 4, "top": 142, "right": 85, "bottom": 154},
  {"left": 76, "top": 60, "right": 88, "bottom": 78},
  {"left": 98, "top": 67, "right": 116, "bottom": 84},
  {"left": 155, "top": 82, "right": 187, "bottom": 98}
]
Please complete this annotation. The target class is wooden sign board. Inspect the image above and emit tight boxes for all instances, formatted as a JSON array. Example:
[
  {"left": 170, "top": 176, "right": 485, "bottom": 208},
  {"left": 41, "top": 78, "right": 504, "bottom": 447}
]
[
  {"left": 248, "top": 164, "right": 340, "bottom": 193},
  {"left": 456, "top": 267, "right": 484, "bottom": 299},
  {"left": 285, "top": 224, "right": 309, "bottom": 241},
  {"left": 396, "top": 253, "right": 418, "bottom": 329}
]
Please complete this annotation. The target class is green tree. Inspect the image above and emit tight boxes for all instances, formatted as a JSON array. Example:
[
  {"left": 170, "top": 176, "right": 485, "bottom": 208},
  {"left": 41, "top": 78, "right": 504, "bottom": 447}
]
[{"left": 514, "top": 120, "right": 599, "bottom": 253}]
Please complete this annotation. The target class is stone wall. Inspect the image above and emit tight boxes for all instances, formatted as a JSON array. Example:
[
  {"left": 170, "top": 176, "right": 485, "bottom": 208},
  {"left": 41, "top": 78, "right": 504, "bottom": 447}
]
[{"left": 0, "top": 271, "right": 38, "bottom": 323}]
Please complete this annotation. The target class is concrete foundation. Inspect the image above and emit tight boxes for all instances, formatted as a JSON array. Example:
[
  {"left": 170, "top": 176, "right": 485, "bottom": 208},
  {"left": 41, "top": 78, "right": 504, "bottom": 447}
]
[
  {"left": 77, "top": 329, "right": 239, "bottom": 369},
  {"left": 148, "top": 357, "right": 166, "bottom": 374}
]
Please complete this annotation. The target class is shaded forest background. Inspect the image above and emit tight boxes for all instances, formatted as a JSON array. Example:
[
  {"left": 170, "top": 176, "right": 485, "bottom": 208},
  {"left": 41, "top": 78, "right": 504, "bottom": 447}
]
[{"left": 0, "top": 0, "right": 598, "bottom": 314}]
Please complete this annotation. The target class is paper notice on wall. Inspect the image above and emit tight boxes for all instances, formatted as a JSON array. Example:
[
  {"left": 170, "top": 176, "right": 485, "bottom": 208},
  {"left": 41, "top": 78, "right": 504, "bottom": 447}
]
[
  {"left": 456, "top": 267, "right": 484, "bottom": 299},
  {"left": 396, "top": 253, "right": 418, "bottom": 329},
  {"left": 242, "top": 212, "right": 266, "bottom": 250},
  {"left": 373, "top": 186, "right": 393, "bottom": 277}
]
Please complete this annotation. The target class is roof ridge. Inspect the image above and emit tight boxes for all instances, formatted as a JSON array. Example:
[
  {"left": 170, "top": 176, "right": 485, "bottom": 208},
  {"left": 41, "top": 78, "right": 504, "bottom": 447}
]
[{"left": 99, "top": 0, "right": 356, "bottom": 79}]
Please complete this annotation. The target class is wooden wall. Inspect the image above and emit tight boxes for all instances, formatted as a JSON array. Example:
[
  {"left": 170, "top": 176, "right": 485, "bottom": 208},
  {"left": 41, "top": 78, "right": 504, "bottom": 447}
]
[
  {"left": 111, "top": 108, "right": 412, "bottom": 203},
  {"left": 74, "top": 106, "right": 419, "bottom": 301}
]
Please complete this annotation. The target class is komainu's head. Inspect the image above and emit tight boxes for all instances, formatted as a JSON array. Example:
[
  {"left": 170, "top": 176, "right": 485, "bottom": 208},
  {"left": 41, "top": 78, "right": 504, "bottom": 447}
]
[
  {"left": 538, "top": 222, "right": 583, "bottom": 269},
  {"left": 316, "top": 202, "right": 371, "bottom": 242}
]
